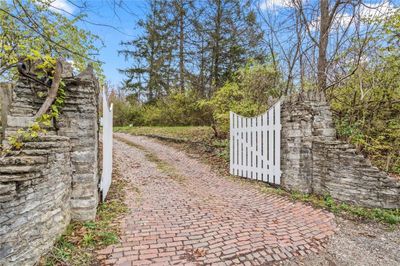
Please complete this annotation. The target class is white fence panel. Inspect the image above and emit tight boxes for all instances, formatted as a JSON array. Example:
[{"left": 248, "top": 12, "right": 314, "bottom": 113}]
[
  {"left": 230, "top": 101, "right": 281, "bottom": 185},
  {"left": 101, "top": 90, "right": 113, "bottom": 201}
]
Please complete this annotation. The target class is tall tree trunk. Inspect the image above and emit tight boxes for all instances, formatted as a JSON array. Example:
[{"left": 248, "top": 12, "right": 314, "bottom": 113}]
[
  {"left": 212, "top": 0, "right": 222, "bottom": 91},
  {"left": 199, "top": 36, "right": 206, "bottom": 97},
  {"left": 148, "top": 38, "right": 155, "bottom": 101},
  {"left": 178, "top": 0, "right": 185, "bottom": 93},
  {"left": 317, "top": 0, "right": 329, "bottom": 91}
]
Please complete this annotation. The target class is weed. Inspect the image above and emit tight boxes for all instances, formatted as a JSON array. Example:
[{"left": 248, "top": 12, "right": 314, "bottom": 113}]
[
  {"left": 41, "top": 168, "right": 129, "bottom": 265},
  {"left": 115, "top": 135, "right": 186, "bottom": 183},
  {"left": 261, "top": 187, "right": 400, "bottom": 225}
]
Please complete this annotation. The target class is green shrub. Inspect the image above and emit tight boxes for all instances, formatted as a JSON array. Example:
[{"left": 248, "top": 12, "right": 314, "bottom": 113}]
[
  {"left": 112, "top": 60, "right": 280, "bottom": 134},
  {"left": 112, "top": 98, "right": 144, "bottom": 127},
  {"left": 141, "top": 90, "right": 212, "bottom": 126},
  {"left": 329, "top": 60, "right": 400, "bottom": 174},
  {"left": 200, "top": 61, "right": 281, "bottom": 136}
]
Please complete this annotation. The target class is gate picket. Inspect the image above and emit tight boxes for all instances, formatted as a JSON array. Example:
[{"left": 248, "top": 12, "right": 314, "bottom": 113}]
[
  {"left": 229, "top": 101, "right": 281, "bottom": 185},
  {"left": 100, "top": 89, "right": 113, "bottom": 201}
]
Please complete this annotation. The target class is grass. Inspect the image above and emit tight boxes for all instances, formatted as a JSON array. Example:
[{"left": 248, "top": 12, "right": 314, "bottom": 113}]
[
  {"left": 115, "top": 126, "right": 230, "bottom": 162},
  {"left": 264, "top": 187, "right": 400, "bottom": 225},
  {"left": 116, "top": 126, "right": 400, "bottom": 226},
  {"left": 41, "top": 168, "right": 129, "bottom": 266},
  {"left": 114, "top": 135, "right": 186, "bottom": 183},
  {"left": 114, "top": 126, "right": 215, "bottom": 143}
]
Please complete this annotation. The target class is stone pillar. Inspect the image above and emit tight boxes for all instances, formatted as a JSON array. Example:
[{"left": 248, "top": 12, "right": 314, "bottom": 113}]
[
  {"left": 280, "top": 92, "right": 336, "bottom": 193},
  {"left": 2, "top": 64, "right": 100, "bottom": 221},
  {"left": 0, "top": 63, "right": 101, "bottom": 265},
  {"left": 58, "top": 67, "right": 100, "bottom": 221},
  {"left": 281, "top": 96, "right": 314, "bottom": 193}
]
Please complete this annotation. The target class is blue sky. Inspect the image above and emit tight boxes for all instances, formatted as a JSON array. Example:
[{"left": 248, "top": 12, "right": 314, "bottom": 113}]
[
  {"left": 53, "top": 0, "right": 148, "bottom": 86},
  {"left": 52, "top": 0, "right": 398, "bottom": 86}
]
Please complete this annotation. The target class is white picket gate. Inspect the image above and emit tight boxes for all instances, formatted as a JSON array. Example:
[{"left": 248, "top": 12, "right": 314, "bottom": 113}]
[
  {"left": 229, "top": 101, "right": 281, "bottom": 185},
  {"left": 100, "top": 89, "right": 113, "bottom": 201}
]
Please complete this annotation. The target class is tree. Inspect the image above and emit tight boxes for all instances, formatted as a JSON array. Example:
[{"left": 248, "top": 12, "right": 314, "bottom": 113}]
[
  {"left": 258, "top": 0, "right": 393, "bottom": 93},
  {"left": 120, "top": 0, "right": 265, "bottom": 100},
  {"left": 0, "top": 0, "right": 101, "bottom": 81},
  {"left": 200, "top": 0, "right": 265, "bottom": 94},
  {"left": 174, "top": 0, "right": 187, "bottom": 93},
  {"left": 120, "top": 0, "right": 176, "bottom": 102}
]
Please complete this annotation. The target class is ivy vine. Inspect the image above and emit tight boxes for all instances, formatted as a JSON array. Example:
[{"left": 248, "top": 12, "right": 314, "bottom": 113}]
[{"left": 5, "top": 81, "right": 66, "bottom": 151}]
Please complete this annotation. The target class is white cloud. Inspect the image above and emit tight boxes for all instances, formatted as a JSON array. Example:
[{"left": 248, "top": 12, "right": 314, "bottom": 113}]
[
  {"left": 49, "top": 0, "right": 75, "bottom": 14},
  {"left": 259, "top": 0, "right": 293, "bottom": 10}
]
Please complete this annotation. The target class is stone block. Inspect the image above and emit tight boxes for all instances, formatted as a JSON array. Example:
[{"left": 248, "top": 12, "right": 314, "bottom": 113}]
[
  {"left": 281, "top": 94, "right": 400, "bottom": 209},
  {"left": 6, "top": 115, "right": 34, "bottom": 128},
  {"left": 0, "top": 68, "right": 99, "bottom": 265}
]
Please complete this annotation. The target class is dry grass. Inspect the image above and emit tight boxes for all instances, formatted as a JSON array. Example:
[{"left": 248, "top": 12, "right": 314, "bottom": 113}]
[{"left": 40, "top": 165, "right": 129, "bottom": 266}]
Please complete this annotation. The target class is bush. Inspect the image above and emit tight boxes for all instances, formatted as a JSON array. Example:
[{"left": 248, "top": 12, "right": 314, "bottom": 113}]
[
  {"left": 112, "top": 61, "right": 281, "bottom": 136},
  {"left": 140, "top": 90, "right": 212, "bottom": 126},
  {"left": 329, "top": 60, "right": 400, "bottom": 174},
  {"left": 199, "top": 82, "right": 260, "bottom": 136},
  {"left": 112, "top": 98, "right": 144, "bottom": 127},
  {"left": 113, "top": 90, "right": 212, "bottom": 127},
  {"left": 200, "top": 61, "right": 281, "bottom": 136}
]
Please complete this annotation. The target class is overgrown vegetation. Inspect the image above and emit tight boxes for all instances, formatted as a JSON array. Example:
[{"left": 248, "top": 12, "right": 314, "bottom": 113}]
[
  {"left": 112, "top": 60, "right": 280, "bottom": 137},
  {"left": 327, "top": 11, "right": 400, "bottom": 175},
  {"left": 0, "top": 0, "right": 102, "bottom": 81},
  {"left": 1, "top": 0, "right": 102, "bottom": 151},
  {"left": 41, "top": 170, "right": 128, "bottom": 266},
  {"left": 112, "top": 2, "right": 399, "bottom": 175}
]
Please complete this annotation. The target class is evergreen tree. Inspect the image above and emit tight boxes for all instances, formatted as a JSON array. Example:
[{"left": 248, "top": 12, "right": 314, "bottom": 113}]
[
  {"left": 119, "top": 0, "right": 176, "bottom": 102},
  {"left": 120, "top": 0, "right": 265, "bottom": 101}
]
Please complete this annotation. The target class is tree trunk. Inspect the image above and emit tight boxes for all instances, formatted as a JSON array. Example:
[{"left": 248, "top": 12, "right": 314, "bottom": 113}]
[
  {"left": 317, "top": 0, "right": 329, "bottom": 91},
  {"left": 178, "top": 0, "right": 185, "bottom": 93},
  {"left": 212, "top": 0, "right": 222, "bottom": 91}
]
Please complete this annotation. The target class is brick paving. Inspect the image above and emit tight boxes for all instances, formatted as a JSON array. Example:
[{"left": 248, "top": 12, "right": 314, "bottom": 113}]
[{"left": 97, "top": 134, "right": 336, "bottom": 265}]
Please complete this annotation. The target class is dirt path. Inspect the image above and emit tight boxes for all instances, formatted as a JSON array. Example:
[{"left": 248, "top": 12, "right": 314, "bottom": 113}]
[{"left": 96, "top": 133, "right": 398, "bottom": 265}]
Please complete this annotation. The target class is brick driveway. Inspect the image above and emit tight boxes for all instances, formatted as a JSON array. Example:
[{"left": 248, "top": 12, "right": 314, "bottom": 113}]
[{"left": 97, "top": 134, "right": 336, "bottom": 265}]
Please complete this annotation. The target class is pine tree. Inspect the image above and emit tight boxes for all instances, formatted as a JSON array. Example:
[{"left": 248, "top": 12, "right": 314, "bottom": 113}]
[
  {"left": 119, "top": 0, "right": 176, "bottom": 102},
  {"left": 193, "top": 0, "right": 265, "bottom": 96},
  {"left": 120, "top": 0, "right": 265, "bottom": 101}
]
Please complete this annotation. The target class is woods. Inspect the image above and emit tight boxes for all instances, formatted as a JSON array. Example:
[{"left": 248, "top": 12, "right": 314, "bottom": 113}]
[
  {"left": 119, "top": 0, "right": 264, "bottom": 100},
  {"left": 113, "top": 0, "right": 399, "bottom": 174}
]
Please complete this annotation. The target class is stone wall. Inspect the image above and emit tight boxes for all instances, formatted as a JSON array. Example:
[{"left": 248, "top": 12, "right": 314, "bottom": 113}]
[
  {"left": 0, "top": 64, "right": 100, "bottom": 265},
  {"left": 280, "top": 92, "right": 400, "bottom": 209},
  {"left": 313, "top": 141, "right": 400, "bottom": 208},
  {"left": 0, "top": 136, "right": 72, "bottom": 265}
]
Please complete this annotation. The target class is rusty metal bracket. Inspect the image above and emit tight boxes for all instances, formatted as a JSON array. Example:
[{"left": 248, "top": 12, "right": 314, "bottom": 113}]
[{"left": 17, "top": 61, "right": 52, "bottom": 88}]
